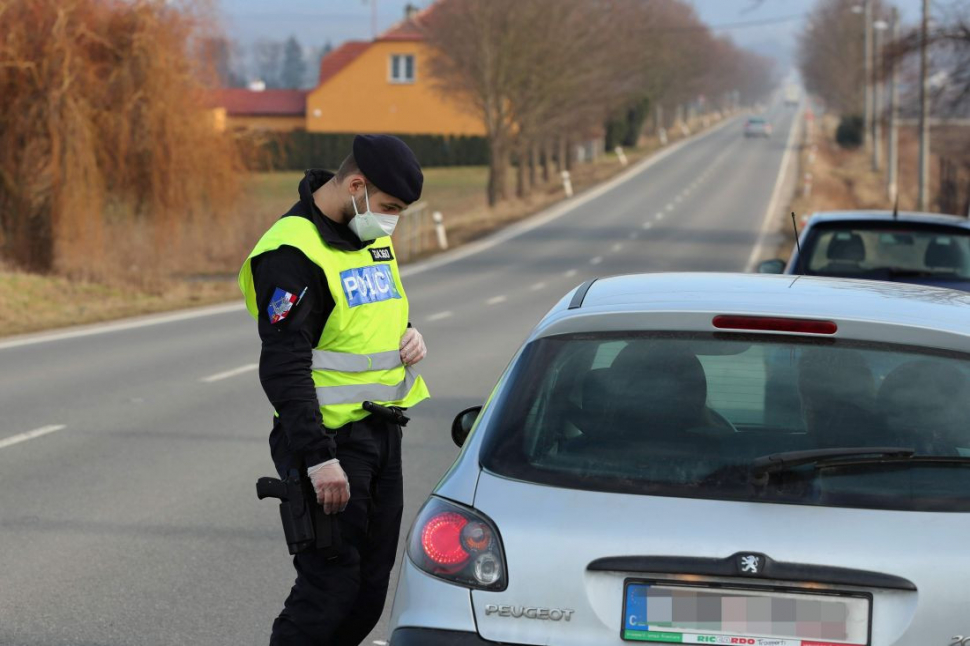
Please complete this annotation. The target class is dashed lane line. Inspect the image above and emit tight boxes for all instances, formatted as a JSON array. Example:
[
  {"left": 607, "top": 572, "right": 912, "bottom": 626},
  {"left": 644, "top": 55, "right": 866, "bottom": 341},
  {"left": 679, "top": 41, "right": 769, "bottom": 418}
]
[
  {"left": 426, "top": 311, "right": 453, "bottom": 322},
  {"left": 200, "top": 364, "right": 258, "bottom": 383},
  {"left": 486, "top": 295, "right": 508, "bottom": 305},
  {"left": 0, "top": 425, "right": 67, "bottom": 450},
  {"left": 590, "top": 256, "right": 603, "bottom": 266}
]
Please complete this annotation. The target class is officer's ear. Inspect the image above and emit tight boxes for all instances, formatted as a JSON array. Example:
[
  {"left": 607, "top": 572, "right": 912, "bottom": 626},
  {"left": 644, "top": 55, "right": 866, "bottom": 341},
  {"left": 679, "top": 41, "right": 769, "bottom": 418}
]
[{"left": 346, "top": 175, "right": 367, "bottom": 195}]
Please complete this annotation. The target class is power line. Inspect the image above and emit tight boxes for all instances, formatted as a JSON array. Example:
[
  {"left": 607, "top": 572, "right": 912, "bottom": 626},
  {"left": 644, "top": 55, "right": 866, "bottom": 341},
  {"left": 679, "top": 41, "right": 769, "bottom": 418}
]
[{"left": 647, "top": 13, "right": 807, "bottom": 33}]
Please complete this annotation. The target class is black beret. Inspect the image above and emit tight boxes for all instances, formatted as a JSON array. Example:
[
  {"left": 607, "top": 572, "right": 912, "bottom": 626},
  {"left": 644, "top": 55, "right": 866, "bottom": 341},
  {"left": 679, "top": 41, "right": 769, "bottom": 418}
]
[{"left": 352, "top": 134, "right": 424, "bottom": 204}]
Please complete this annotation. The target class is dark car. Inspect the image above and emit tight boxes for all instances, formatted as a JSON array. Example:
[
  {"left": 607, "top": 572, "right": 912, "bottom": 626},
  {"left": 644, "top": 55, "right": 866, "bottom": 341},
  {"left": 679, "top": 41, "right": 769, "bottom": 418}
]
[{"left": 758, "top": 211, "right": 970, "bottom": 292}]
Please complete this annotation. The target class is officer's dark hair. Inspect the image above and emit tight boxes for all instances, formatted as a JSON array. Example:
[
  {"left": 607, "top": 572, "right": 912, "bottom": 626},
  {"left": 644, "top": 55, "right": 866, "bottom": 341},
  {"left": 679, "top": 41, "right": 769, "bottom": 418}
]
[{"left": 335, "top": 154, "right": 363, "bottom": 182}]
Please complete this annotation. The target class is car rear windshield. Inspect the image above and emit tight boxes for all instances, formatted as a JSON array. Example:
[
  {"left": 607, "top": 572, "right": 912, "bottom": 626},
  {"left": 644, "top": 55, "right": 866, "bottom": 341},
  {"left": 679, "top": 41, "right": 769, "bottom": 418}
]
[
  {"left": 805, "top": 223, "right": 970, "bottom": 279},
  {"left": 481, "top": 332, "right": 970, "bottom": 512}
]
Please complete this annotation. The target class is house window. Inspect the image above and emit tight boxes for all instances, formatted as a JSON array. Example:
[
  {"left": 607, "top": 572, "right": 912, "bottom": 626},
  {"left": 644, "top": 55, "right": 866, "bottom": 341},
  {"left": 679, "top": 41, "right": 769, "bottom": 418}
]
[{"left": 390, "top": 54, "right": 415, "bottom": 83}]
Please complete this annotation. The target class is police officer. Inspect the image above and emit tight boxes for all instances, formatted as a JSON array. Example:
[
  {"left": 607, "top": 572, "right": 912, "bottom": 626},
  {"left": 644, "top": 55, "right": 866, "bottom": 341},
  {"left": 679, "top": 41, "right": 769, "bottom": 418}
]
[{"left": 238, "top": 135, "right": 430, "bottom": 645}]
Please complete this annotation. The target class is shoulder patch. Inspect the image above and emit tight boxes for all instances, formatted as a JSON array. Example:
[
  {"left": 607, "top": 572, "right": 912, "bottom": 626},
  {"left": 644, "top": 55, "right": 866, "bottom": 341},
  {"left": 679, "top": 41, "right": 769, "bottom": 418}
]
[
  {"left": 267, "top": 287, "right": 307, "bottom": 324},
  {"left": 369, "top": 247, "right": 394, "bottom": 262}
]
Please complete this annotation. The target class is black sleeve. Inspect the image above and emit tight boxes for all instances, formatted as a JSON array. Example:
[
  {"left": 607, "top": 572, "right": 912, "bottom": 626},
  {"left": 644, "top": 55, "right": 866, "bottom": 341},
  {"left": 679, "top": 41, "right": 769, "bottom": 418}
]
[{"left": 251, "top": 245, "right": 336, "bottom": 466}]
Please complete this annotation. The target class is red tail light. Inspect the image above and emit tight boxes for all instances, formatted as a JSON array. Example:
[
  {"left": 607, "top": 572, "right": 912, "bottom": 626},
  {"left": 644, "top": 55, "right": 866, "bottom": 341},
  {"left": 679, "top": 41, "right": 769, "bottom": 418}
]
[
  {"left": 713, "top": 315, "right": 838, "bottom": 335},
  {"left": 408, "top": 497, "right": 507, "bottom": 591},
  {"left": 420, "top": 512, "right": 469, "bottom": 568}
]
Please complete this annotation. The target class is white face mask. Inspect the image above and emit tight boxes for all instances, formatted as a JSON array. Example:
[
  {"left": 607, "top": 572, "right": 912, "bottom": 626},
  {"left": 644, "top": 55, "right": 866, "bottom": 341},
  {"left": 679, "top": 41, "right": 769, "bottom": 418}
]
[{"left": 347, "top": 188, "right": 399, "bottom": 241}]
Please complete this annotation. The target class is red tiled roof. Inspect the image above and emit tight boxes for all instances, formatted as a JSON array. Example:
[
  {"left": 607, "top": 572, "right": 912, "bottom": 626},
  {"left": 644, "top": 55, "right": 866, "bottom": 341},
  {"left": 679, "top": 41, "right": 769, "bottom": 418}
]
[
  {"left": 209, "top": 89, "right": 307, "bottom": 116},
  {"left": 318, "top": 41, "right": 370, "bottom": 86},
  {"left": 378, "top": 2, "right": 442, "bottom": 42}
]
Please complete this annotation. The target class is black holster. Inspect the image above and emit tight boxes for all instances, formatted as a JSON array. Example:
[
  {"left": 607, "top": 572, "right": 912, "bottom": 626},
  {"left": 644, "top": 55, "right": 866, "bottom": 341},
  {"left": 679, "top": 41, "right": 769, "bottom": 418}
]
[{"left": 256, "top": 471, "right": 340, "bottom": 555}]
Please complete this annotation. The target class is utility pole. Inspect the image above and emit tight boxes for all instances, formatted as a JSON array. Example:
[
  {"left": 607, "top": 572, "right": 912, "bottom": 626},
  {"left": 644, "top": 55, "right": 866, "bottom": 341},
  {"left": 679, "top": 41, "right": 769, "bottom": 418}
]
[
  {"left": 887, "top": 8, "right": 899, "bottom": 201},
  {"left": 864, "top": 0, "right": 873, "bottom": 148},
  {"left": 872, "top": 21, "right": 883, "bottom": 171},
  {"left": 918, "top": 0, "right": 930, "bottom": 211}
]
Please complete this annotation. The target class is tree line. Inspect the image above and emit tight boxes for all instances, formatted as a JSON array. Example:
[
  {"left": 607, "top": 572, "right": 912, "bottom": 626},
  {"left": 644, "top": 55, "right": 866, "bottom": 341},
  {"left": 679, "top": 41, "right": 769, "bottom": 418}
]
[
  {"left": 199, "top": 35, "right": 329, "bottom": 90},
  {"left": 423, "top": 0, "right": 776, "bottom": 206}
]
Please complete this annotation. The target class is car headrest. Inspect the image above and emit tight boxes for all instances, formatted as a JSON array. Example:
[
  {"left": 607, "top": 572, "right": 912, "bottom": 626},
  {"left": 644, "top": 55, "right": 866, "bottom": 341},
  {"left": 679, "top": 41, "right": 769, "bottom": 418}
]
[
  {"left": 604, "top": 343, "right": 708, "bottom": 438},
  {"left": 924, "top": 237, "right": 962, "bottom": 269},
  {"left": 826, "top": 232, "right": 865, "bottom": 262},
  {"left": 798, "top": 348, "right": 874, "bottom": 406}
]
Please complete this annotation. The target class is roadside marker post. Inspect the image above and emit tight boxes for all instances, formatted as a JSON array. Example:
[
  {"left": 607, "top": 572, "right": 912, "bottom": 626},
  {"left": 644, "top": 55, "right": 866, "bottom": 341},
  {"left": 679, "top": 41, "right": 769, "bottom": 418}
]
[{"left": 432, "top": 211, "right": 449, "bottom": 250}]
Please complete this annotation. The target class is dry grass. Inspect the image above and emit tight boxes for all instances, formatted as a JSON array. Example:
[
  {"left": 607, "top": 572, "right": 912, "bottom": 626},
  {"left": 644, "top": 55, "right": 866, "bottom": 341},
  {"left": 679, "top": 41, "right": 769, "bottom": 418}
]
[
  {"left": 0, "top": 0, "right": 242, "bottom": 280},
  {"left": 0, "top": 264, "right": 238, "bottom": 336}
]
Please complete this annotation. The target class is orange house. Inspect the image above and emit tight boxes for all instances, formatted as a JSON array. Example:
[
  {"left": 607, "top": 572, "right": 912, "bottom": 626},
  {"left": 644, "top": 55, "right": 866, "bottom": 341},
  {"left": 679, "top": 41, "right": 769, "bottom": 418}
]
[{"left": 306, "top": 5, "right": 485, "bottom": 136}]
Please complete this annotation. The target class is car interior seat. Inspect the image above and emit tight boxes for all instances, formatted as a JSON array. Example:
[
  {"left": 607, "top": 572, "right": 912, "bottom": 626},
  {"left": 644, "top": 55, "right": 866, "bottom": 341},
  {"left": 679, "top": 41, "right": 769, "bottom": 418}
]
[
  {"left": 924, "top": 236, "right": 964, "bottom": 272},
  {"left": 797, "top": 348, "right": 877, "bottom": 448},
  {"left": 820, "top": 232, "right": 866, "bottom": 274},
  {"left": 877, "top": 359, "right": 967, "bottom": 454}
]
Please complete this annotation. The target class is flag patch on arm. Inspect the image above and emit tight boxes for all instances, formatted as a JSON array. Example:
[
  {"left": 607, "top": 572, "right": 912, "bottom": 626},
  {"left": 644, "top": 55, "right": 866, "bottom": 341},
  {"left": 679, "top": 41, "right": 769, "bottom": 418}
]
[{"left": 267, "top": 287, "right": 306, "bottom": 324}]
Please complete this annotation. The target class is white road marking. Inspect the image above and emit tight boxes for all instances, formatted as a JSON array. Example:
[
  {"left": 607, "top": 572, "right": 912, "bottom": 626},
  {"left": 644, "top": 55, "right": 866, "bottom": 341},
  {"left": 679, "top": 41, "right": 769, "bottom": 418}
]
[
  {"left": 564, "top": 269, "right": 578, "bottom": 278},
  {"left": 590, "top": 256, "right": 603, "bottom": 265},
  {"left": 666, "top": 203, "right": 675, "bottom": 212},
  {"left": 745, "top": 102, "right": 804, "bottom": 271},
  {"left": 530, "top": 281, "right": 547, "bottom": 291},
  {"left": 372, "top": 641, "right": 388, "bottom": 645},
  {"left": 611, "top": 243, "right": 623, "bottom": 252},
  {"left": 628, "top": 232, "right": 639, "bottom": 240},
  {"left": 674, "top": 195, "right": 683, "bottom": 204},
  {"left": 201, "top": 364, "right": 258, "bottom": 383},
  {"left": 642, "top": 222, "right": 654, "bottom": 230},
  {"left": 426, "top": 310, "right": 453, "bottom": 322},
  {"left": 486, "top": 295, "right": 507, "bottom": 305},
  {"left": 0, "top": 303, "right": 245, "bottom": 352},
  {"left": 0, "top": 425, "right": 66, "bottom": 450}
]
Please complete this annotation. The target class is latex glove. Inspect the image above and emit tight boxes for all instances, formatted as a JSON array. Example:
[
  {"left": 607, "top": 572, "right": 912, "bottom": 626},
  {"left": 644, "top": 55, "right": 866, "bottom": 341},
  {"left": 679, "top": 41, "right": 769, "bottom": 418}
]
[
  {"left": 400, "top": 327, "right": 427, "bottom": 367},
  {"left": 307, "top": 459, "right": 350, "bottom": 515}
]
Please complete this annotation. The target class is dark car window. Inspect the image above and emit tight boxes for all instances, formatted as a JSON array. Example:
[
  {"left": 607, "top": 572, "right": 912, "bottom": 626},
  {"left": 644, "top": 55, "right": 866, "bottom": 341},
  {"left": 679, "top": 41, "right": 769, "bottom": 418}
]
[
  {"left": 804, "top": 224, "right": 970, "bottom": 279},
  {"left": 481, "top": 332, "right": 970, "bottom": 512}
]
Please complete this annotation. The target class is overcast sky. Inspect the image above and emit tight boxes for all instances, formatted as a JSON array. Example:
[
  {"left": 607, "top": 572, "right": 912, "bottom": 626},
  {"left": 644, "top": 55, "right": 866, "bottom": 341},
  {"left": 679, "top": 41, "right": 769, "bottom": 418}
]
[{"left": 218, "top": 0, "right": 932, "bottom": 72}]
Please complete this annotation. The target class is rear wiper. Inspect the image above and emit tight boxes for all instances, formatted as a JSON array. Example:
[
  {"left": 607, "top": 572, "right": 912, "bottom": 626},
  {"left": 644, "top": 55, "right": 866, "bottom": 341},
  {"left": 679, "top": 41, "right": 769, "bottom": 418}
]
[
  {"left": 749, "top": 447, "right": 914, "bottom": 481},
  {"left": 815, "top": 455, "right": 970, "bottom": 470}
]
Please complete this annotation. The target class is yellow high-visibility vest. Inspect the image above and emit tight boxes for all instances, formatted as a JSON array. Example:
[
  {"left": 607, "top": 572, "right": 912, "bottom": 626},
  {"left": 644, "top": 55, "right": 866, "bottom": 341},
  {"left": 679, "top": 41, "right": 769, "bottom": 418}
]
[{"left": 239, "top": 216, "right": 429, "bottom": 428}]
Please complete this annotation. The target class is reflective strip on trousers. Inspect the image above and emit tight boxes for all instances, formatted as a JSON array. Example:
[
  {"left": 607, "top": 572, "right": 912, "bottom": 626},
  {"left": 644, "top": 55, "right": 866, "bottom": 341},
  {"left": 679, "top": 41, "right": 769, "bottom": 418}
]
[
  {"left": 311, "top": 349, "right": 403, "bottom": 373},
  {"left": 315, "top": 367, "right": 417, "bottom": 406}
]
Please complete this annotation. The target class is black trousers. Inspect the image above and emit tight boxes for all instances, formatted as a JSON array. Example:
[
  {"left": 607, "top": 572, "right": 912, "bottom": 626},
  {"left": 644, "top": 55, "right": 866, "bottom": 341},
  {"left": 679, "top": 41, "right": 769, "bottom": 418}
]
[{"left": 270, "top": 416, "right": 404, "bottom": 646}]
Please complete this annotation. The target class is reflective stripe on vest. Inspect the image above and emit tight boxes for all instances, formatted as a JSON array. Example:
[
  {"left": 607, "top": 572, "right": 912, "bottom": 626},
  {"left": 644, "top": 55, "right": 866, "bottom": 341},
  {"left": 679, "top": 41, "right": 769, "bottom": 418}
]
[
  {"left": 316, "top": 367, "right": 417, "bottom": 405},
  {"left": 311, "top": 349, "right": 403, "bottom": 373}
]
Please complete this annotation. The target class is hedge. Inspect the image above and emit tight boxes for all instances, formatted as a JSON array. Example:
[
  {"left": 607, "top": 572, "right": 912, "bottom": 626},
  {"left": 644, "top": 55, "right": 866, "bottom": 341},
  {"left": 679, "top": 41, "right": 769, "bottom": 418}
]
[{"left": 252, "top": 131, "right": 490, "bottom": 171}]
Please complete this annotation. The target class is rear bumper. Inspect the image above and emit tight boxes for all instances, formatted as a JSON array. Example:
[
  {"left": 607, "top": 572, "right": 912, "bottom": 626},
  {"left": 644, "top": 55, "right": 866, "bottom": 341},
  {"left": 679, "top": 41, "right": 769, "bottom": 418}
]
[{"left": 390, "top": 627, "right": 516, "bottom": 645}]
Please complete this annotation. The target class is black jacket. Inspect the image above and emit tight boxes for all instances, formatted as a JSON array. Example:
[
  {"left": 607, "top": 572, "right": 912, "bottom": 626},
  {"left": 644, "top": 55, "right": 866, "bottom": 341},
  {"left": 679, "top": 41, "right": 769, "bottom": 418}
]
[{"left": 251, "top": 169, "right": 371, "bottom": 470}]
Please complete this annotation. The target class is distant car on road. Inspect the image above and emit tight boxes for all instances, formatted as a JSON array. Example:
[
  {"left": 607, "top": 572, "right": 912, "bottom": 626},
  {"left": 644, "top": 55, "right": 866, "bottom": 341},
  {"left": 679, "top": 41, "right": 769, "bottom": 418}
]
[
  {"left": 388, "top": 273, "right": 970, "bottom": 646},
  {"left": 758, "top": 210, "right": 970, "bottom": 292},
  {"left": 784, "top": 84, "right": 800, "bottom": 106},
  {"left": 743, "top": 116, "right": 772, "bottom": 138}
]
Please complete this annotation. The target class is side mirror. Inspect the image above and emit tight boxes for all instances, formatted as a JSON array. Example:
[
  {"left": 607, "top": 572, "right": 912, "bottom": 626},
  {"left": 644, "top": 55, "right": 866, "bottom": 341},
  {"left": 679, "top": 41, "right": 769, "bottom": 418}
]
[
  {"left": 451, "top": 406, "right": 482, "bottom": 448},
  {"left": 756, "top": 259, "right": 786, "bottom": 274}
]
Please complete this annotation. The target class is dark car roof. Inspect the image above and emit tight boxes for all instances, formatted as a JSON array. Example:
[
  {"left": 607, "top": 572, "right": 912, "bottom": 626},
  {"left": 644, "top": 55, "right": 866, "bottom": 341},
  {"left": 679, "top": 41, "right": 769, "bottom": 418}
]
[{"left": 806, "top": 210, "right": 970, "bottom": 230}]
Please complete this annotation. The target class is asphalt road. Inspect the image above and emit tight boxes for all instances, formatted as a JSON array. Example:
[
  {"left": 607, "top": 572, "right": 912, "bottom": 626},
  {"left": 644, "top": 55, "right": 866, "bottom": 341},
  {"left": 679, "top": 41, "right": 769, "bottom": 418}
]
[{"left": 0, "top": 97, "right": 799, "bottom": 646}]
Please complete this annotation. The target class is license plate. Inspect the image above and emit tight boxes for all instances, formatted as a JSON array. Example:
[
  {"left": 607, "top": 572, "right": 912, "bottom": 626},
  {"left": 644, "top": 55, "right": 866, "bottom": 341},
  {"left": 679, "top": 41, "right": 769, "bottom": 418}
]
[{"left": 621, "top": 580, "right": 871, "bottom": 645}]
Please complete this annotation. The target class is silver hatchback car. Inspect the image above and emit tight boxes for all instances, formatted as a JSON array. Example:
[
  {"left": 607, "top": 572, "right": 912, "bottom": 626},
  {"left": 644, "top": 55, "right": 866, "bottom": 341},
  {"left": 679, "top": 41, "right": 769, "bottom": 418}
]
[{"left": 388, "top": 273, "right": 970, "bottom": 646}]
